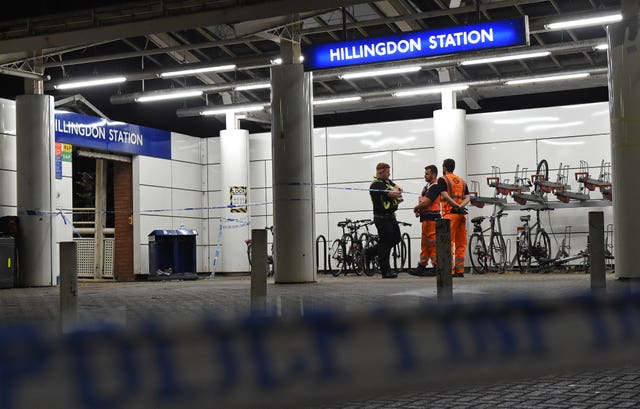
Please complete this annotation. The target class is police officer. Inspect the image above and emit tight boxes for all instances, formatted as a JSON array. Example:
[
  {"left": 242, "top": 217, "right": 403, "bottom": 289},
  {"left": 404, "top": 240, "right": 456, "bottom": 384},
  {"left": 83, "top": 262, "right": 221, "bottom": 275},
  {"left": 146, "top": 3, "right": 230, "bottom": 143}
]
[
  {"left": 412, "top": 164, "right": 441, "bottom": 277},
  {"left": 369, "top": 162, "right": 403, "bottom": 279},
  {"left": 437, "top": 158, "right": 470, "bottom": 277}
]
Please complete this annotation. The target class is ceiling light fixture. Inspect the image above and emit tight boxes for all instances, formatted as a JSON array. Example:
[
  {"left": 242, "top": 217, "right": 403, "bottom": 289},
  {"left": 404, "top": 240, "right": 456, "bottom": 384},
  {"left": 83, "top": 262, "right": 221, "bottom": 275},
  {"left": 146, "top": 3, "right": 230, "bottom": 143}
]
[
  {"left": 235, "top": 83, "right": 271, "bottom": 91},
  {"left": 54, "top": 76, "right": 127, "bottom": 90},
  {"left": 340, "top": 66, "right": 421, "bottom": 80},
  {"left": 505, "top": 72, "right": 590, "bottom": 85},
  {"left": 313, "top": 96, "right": 362, "bottom": 105},
  {"left": 460, "top": 51, "right": 551, "bottom": 66},
  {"left": 136, "top": 90, "right": 203, "bottom": 103},
  {"left": 160, "top": 64, "right": 236, "bottom": 78},
  {"left": 544, "top": 13, "right": 622, "bottom": 30},
  {"left": 200, "top": 103, "right": 267, "bottom": 116},
  {"left": 393, "top": 84, "right": 469, "bottom": 97},
  {"left": 594, "top": 43, "right": 608, "bottom": 51}
]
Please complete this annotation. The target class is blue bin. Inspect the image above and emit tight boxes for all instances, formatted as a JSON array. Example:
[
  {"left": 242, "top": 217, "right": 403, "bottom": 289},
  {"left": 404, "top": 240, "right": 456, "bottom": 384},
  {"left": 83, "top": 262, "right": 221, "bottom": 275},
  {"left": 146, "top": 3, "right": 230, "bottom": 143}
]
[{"left": 148, "top": 229, "right": 198, "bottom": 279}]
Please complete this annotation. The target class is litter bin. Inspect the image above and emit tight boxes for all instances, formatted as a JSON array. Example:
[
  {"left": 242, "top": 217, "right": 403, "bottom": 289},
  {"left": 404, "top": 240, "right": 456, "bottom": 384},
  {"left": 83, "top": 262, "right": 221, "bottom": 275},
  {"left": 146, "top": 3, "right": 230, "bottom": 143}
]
[
  {"left": 148, "top": 229, "right": 198, "bottom": 280},
  {"left": 0, "top": 237, "right": 16, "bottom": 289}
]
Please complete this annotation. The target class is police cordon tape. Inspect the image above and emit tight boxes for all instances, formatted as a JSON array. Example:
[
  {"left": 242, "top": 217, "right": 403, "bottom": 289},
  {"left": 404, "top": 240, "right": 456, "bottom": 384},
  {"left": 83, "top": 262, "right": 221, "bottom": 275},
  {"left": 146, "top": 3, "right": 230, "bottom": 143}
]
[
  {"left": 2, "top": 290, "right": 640, "bottom": 409},
  {"left": 19, "top": 183, "right": 418, "bottom": 219}
]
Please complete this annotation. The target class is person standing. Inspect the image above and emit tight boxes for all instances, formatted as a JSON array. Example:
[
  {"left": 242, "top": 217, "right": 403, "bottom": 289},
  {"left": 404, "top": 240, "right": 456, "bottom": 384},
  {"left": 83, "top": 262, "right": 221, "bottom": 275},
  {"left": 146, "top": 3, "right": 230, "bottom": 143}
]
[
  {"left": 437, "top": 158, "right": 470, "bottom": 277},
  {"left": 412, "top": 164, "right": 441, "bottom": 277},
  {"left": 369, "top": 162, "right": 403, "bottom": 279}
]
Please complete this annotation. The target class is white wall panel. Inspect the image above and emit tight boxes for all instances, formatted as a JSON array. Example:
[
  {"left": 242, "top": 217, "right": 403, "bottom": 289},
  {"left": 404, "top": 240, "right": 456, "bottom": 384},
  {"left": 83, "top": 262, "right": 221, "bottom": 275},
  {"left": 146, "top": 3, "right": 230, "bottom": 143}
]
[
  {"left": 207, "top": 191, "right": 221, "bottom": 214},
  {"left": 467, "top": 140, "right": 537, "bottom": 178},
  {"left": 315, "top": 184, "right": 328, "bottom": 213},
  {"left": 250, "top": 161, "right": 267, "bottom": 188},
  {"left": 172, "top": 189, "right": 204, "bottom": 219},
  {"left": 171, "top": 161, "right": 202, "bottom": 191},
  {"left": 314, "top": 156, "right": 327, "bottom": 184},
  {"left": 174, "top": 218, "right": 203, "bottom": 238},
  {"left": 249, "top": 132, "right": 272, "bottom": 160},
  {"left": 207, "top": 164, "right": 221, "bottom": 191},
  {"left": 0, "top": 170, "right": 16, "bottom": 207},
  {"left": 326, "top": 119, "right": 434, "bottom": 155},
  {"left": 0, "top": 134, "right": 16, "bottom": 170},
  {"left": 138, "top": 215, "right": 173, "bottom": 243},
  {"left": 0, "top": 98, "right": 16, "bottom": 135},
  {"left": 171, "top": 132, "right": 202, "bottom": 163},
  {"left": 327, "top": 152, "right": 392, "bottom": 183},
  {"left": 138, "top": 156, "right": 172, "bottom": 187},
  {"left": 0, "top": 205, "right": 16, "bottom": 217},
  {"left": 537, "top": 134, "right": 611, "bottom": 175},
  {"left": 139, "top": 185, "right": 172, "bottom": 215},
  {"left": 327, "top": 181, "right": 372, "bottom": 213},
  {"left": 392, "top": 149, "right": 435, "bottom": 180},
  {"left": 208, "top": 218, "right": 221, "bottom": 245},
  {"left": 250, "top": 215, "right": 268, "bottom": 230},
  {"left": 197, "top": 245, "right": 209, "bottom": 273},
  {"left": 467, "top": 102, "right": 610, "bottom": 144},
  {"left": 315, "top": 213, "right": 329, "bottom": 242},
  {"left": 207, "top": 138, "right": 221, "bottom": 164},
  {"left": 314, "top": 128, "right": 327, "bottom": 156},
  {"left": 140, "top": 245, "right": 149, "bottom": 276},
  {"left": 250, "top": 188, "right": 267, "bottom": 216}
]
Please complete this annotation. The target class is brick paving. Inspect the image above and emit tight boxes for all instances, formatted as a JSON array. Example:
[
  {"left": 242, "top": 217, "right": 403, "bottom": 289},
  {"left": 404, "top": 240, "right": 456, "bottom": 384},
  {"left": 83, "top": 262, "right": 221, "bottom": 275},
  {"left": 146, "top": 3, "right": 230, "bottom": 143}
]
[{"left": 1, "top": 271, "right": 639, "bottom": 408}]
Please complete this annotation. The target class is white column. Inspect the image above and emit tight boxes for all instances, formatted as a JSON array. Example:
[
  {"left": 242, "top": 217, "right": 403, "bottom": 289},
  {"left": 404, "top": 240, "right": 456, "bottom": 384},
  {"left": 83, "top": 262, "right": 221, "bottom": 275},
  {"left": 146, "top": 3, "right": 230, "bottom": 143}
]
[
  {"left": 433, "top": 108, "right": 467, "bottom": 180},
  {"left": 219, "top": 125, "right": 250, "bottom": 272},
  {"left": 16, "top": 94, "right": 58, "bottom": 286},
  {"left": 270, "top": 64, "right": 316, "bottom": 283},
  {"left": 608, "top": 7, "right": 640, "bottom": 279}
]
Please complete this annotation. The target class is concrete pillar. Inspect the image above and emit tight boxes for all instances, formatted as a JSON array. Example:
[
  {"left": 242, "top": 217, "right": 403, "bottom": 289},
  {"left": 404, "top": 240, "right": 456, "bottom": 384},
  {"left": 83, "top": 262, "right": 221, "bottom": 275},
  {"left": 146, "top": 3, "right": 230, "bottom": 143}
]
[
  {"left": 94, "top": 158, "right": 106, "bottom": 279},
  {"left": 433, "top": 108, "right": 467, "bottom": 180},
  {"left": 608, "top": 4, "right": 640, "bottom": 279},
  {"left": 270, "top": 64, "right": 316, "bottom": 283},
  {"left": 219, "top": 125, "right": 250, "bottom": 273},
  {"left": 16, "top": 94, "right": 58, "bottom": 286}
]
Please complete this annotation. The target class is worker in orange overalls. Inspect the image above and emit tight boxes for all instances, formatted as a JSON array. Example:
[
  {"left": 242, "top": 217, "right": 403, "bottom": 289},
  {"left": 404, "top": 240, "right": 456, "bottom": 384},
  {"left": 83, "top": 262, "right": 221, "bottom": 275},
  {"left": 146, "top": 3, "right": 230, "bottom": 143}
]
[
  {"left": 437, "top": 158, "right": 470, "bottom": 277},
  {"left": 412, "top": 164, "right": 441, "bottom": 277}
]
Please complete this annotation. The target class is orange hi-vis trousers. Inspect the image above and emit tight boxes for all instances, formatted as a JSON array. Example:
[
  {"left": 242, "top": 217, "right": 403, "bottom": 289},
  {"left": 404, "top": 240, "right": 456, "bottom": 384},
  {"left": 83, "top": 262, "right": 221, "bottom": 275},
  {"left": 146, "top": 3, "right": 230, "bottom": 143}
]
[
  {"left": 420, "top": 220, "right": 437, "bottom": 266},
  {"left": 444, "top": 213, "right": 467, "bottom": 275}
]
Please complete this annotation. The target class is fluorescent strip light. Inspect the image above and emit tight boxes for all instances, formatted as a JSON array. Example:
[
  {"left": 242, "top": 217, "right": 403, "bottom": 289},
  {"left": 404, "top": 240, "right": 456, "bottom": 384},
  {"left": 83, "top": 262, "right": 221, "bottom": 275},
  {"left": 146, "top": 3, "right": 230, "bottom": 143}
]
[
  {"left": 160, "top": 64, "right": 236, "bottom": 78},
  {"left": 393, "top": 84, "right": 469, "bottom": 97},
  {"left": 594, "top": 43, "right": 608, "bottom": 51},
  {"left": 313, "top": 96, "right": 362, "bottom": 105},
  {"left": 200, "top": 104, "right": 266, "bottom": 116},
  {"left": 54, "top": 76, "right": 126, "bottom": 90},
  {"left": 235, "top": 83, "right": 271, "bottom": 91},
  {"left": 460, "top": 51, "right": 550, "bottom": 66},
  {"left": 545, "top": 13, "right": 622, "bottom": 30},
  {"left": 340, "top": 66, "right": 421, "bottom": 80},
  {"left": 505, "top": 72, "right": 590, "bottom": 85},
  {"left": 136, "top": 90, "right": 203, "bottom": 103}
]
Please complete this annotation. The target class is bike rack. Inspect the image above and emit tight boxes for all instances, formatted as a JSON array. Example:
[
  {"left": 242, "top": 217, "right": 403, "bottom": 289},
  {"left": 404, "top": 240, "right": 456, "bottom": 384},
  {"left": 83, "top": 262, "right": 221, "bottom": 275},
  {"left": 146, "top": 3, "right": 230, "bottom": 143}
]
[{"left": 315, "top": 235, "right": 328, "bottom": 273}]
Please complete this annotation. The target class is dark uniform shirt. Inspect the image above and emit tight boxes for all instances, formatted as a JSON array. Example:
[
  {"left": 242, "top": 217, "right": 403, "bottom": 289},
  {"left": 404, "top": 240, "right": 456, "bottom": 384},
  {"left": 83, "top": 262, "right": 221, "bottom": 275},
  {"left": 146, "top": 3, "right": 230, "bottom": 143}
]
[
  {"left": 419, "top": 182, "right": 442, "bottom": 222},
  {"left": 370, "top": 177, "right": 399, "bottom": 216}
]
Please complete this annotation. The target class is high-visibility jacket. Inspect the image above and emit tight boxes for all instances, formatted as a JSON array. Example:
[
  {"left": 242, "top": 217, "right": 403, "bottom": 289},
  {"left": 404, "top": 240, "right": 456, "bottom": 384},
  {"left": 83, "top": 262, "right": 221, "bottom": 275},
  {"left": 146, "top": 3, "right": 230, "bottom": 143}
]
[
  {"left": 370, "top": 177, "right": 400, "bottom": 215},
  {"left": 440, "top": 173, "right": 467, "bottom": 215},
  {"left": 418, "top": 183, "right": 441, "bottom": 221}
]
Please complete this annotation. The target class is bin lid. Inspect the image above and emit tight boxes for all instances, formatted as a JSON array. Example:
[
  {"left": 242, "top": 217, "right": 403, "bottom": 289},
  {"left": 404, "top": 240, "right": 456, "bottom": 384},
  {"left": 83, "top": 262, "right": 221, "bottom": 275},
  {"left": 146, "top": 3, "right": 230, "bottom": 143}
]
[{"left": 148, "top": 229, "right": 198, "bottom": 236}]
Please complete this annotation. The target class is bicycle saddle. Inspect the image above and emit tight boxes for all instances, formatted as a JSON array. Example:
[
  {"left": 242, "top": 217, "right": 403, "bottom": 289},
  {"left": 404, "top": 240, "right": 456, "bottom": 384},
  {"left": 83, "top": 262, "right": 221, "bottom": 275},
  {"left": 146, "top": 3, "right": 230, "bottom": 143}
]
[
  {"left": 520, "top": 215, "right": 531, "bottom": 222},
  {"left": 471, "top": 216, "right": 485, "bottom": 224}
]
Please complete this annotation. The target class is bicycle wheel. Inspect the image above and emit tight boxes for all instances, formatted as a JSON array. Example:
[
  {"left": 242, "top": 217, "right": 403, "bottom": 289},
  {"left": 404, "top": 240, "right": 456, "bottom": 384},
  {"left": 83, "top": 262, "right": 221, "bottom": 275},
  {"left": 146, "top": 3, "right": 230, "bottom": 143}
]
[
  {"left": 531, "top": 230, "right": 552, "bottom": 271},
  {"left": 362, "top": 235, "right": 380, "bottom": 277},
  {"left": 341, "top": 234, "right": 358, "bottom": 275},
  {"left": 489, "top": 232, "right": 507, "bottom": 273},
  {"left": 246, "top": 243, "right": 252, "bottom": 267},
  {"left": 515, "top": 231, "right": 531, "bottom": 273},
  {"left": 391, "top": 240, "right": 406, "bottom": 271},
  {"left": 469, "top": 234, "right": 488, "bottom": 274},
  {"left": 535, "top": 159, "right": 549, "bottom": 194},
  {"left": 328, "top": 239, "right": 347, "bottom": 277}
]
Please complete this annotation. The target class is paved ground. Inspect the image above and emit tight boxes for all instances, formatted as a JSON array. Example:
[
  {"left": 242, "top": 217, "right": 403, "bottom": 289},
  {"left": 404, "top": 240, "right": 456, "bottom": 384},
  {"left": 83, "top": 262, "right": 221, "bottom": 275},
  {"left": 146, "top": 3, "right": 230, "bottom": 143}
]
[{"left": 1, "top": 271, "right": 639, "bottom": 408}]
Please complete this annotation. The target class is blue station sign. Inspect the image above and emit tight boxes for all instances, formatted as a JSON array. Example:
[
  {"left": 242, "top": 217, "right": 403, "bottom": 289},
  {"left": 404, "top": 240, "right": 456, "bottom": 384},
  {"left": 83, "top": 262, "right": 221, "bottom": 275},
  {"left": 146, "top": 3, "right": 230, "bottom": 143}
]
[
  {"left": 54, "top": 111, "right": 171, "bottom": 159},
  {"left": 304, "top": 17, "right": 529, "bottom": 70}
]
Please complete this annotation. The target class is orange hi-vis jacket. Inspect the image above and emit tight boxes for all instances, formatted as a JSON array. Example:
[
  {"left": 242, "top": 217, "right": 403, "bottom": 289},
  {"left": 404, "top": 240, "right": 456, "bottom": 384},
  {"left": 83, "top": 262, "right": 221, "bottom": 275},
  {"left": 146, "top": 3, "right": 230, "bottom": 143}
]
[
  {"left": 418, "top": 184, "right": 441, "bottom": 220},
  {"left": 440, "top": 173, "right": 467, "bottom": 214}
]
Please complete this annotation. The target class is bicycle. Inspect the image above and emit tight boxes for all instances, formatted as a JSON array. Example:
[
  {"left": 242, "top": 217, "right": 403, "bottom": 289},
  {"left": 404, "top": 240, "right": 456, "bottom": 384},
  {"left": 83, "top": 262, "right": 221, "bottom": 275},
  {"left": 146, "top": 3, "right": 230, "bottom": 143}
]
[
  {"left": 359, "top": 219, "right": 411, "bottom": 276},
  {"left": 511, "top": 210, "right": 552, "bottom": 273},
  {"left": 468, "top": 206, "right": 508, "bottom": 274},
  {"left": 328, "top": 219, "right": 373, "bottom": 276},
  {"left": 245, "top": 226, "right": 274, "bottom": 277}
]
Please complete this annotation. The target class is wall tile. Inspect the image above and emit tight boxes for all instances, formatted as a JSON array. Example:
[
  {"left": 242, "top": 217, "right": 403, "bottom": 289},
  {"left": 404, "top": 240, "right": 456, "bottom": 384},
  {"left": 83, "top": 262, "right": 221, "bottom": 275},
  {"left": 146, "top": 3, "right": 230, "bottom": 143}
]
[
  {"left": 327, "top": 152, "right": 392, "bottom": 184},
  {"left": 467, "top": 140, "right": 537, "bottom": 178},
  {"left": 250, "top": 161, "right": 267, "bottom": 188},
  {"left": 313, "top": 128, "right": 327, "bottom": 156},
  {"left": 249, "top": 132, "right": 272, "bottom": 160},
  {"left": 537, "top": 134, "right": 611, "bottom": 183},
  {"left": 207, "top": 164, "right": 221, "bottom": 191},
  {"left": 172, "top": 189, "right": 204, "bottom": 219},
  {"left": 139, "top": 185, "right": 172, "bottom": 215},
  {"left": 0, "top": 170, "right": 16, "bottom": 207},
  {"left": 138, "top": 156, "right": 172, "bottom": 187},
  {"left": 171, "top": 161, "right": 202, "bottom": 191},
  {"left": 0, "top": 98, "right": 16, "bottom": 136},
  {"left": 0, "top": 134, "right": 16, "bottom": 170},
  {"left": 392, "top": 148, "right": 435, "bottom": 180},
  {"left": 207, "top": 138, "right": 221, "bottom": 164},
  {"left": 171, "top": 132, "right": 202, "bottom": 163}
]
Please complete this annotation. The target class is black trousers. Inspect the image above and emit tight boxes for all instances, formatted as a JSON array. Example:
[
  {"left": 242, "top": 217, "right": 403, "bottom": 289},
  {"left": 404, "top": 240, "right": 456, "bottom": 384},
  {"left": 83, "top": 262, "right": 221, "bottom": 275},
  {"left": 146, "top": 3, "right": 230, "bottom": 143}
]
[{"left": 374, "top": 216, "right": 402, "bottom": 274}]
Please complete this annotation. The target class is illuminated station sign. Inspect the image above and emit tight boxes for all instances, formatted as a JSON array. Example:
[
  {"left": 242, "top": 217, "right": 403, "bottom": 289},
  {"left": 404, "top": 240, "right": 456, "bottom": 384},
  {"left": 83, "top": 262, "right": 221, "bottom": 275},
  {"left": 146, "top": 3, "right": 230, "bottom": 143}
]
[{"left": 303, "top": 17, "right": 529, "bottom": 70}]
